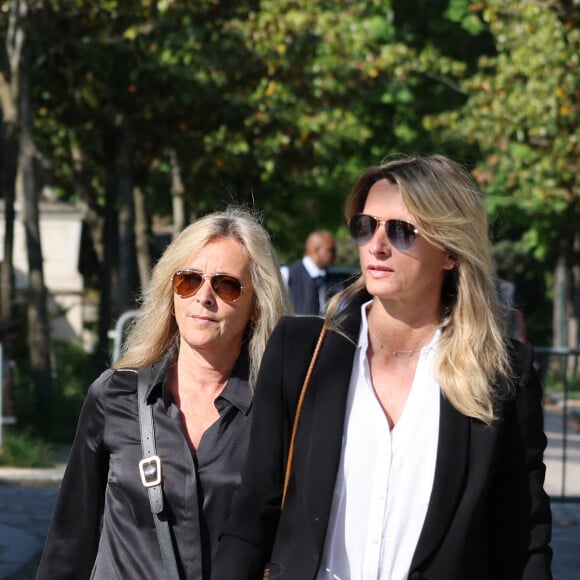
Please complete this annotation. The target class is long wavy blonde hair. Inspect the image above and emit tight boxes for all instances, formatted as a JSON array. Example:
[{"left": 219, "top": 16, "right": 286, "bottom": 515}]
[
  {"left": 327, "top": 154, "right": 510, "bottom": 424},
  {"left": 115, "top": 206, "right": 291, "bottom": 387}
]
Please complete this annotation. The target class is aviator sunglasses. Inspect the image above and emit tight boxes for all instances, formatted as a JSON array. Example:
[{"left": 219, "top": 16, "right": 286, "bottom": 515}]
[
  {"left": 349, "top": 213, "right": 419, "bottom": 251},
  {"left": 171, "top": 269, "right": 245, "bottom": 302}
]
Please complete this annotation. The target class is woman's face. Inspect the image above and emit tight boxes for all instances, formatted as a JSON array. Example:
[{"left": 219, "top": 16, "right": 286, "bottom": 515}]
[
  {"left": 358, "top": 179, "right": 455, "bottom": 308},
  {"left": 173, "top": 237, "right": 254, "bottom": 355}
]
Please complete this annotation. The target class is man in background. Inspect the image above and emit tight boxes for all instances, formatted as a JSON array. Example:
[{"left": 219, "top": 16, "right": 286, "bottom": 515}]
[
  {"left": 492, "top": 260, "right": 526, "bottom": 342},
  {"left": 495, "top": 276, "right": 527, "bottom": 342},
  {"left": 281, "top": 231, "right": 337, "bottom": 315}
]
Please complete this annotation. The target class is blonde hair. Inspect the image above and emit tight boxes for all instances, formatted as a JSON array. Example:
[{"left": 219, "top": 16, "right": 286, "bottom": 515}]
[
  {"left": 327, "top": 154, "right": 510, "bottom": 424},
  {"left": 115, "top": 206, "right": 291, "bottom": 387}
]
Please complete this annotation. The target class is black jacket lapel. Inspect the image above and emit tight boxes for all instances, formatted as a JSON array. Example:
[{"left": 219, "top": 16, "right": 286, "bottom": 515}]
[
  {"left": 410, "top": 394, "right": 470, "bottom": 570},
  {"left": 301, "top": 329, "right": 357, "bottom": 549},
  {"left": 298, "top": 299, "right": 363, "bottom": 551}
]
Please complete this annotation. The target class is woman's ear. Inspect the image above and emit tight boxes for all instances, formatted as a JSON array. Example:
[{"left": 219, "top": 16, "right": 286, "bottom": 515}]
[
  {"left": 443, "top": 253, "right": 457, "bottom": 271},
  {"left": 249, "top": 307, "right": 259, "bottom": 329}
]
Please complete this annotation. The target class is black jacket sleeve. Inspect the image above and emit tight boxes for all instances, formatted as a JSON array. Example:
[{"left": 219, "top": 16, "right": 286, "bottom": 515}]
[{"left": 490, "top": 340, "right": 553, "bottom": 579}]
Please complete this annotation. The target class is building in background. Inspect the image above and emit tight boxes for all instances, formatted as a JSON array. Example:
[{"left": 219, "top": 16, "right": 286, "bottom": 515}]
[{"left": 0, "top": 200, "right": 96, "bottom": 351}]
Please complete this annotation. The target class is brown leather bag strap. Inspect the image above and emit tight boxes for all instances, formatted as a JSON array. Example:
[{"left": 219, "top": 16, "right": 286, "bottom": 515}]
[{"left": 281, "top": 324, "right": 327, "bottom": 508}]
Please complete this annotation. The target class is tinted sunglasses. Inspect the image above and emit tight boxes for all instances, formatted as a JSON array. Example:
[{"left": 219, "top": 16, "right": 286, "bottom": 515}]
[
  {"left": 171, "top": 269, "right": 245, "bottom": 302},
  {"left": 349, "top": 213, "right": 419, "bottom": 250}
]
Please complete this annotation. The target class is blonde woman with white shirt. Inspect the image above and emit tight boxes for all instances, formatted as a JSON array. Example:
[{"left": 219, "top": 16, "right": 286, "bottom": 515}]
[{"left": 214, "top": 155, "right": 553, "bottom": 580}]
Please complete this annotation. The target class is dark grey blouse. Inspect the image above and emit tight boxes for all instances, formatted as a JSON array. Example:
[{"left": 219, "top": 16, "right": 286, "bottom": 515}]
[{"left": 36, "top": 349, "right": 253, "bottom": 580}]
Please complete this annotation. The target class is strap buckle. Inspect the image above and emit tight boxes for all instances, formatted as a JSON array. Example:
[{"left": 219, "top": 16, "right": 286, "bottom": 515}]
[{"left": 139, "top": 455, "right": 162, "bottom": 488}]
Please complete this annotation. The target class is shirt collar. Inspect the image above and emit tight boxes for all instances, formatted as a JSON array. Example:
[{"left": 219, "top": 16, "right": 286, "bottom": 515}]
[
  {"left": 145, "top": 346, "right": 176, "bottom": 400},
  {"left": 145, "top": 342, "right": 252, "bottom": 416},
  {"left": 217, "top": 348, "right": 252, "bottom": 416},
  {"left": 302, "top": 255, "right": 326, "bottom": 278},
  {"left": 358, "top": 300, "right": 372, "bottom": 352}
]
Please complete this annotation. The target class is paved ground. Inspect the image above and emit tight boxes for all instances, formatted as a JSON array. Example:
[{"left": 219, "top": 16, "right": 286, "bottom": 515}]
[
  {"left": 0, "top": 482, "right": 60, "bottom": 579},
  {"left": 544, "top": 401, "right": 580, "bottom": 498},
  {"left": 527, "top": 403, "right": 580, "bottom": 579},
  {"left": 0, "top": 406, "right": 578, "bottom": 579}
]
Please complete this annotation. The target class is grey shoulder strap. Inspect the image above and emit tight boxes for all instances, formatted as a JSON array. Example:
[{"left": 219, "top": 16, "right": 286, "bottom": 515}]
[{"left": 137, "top": 368, "right": 180, "bottom": 580}]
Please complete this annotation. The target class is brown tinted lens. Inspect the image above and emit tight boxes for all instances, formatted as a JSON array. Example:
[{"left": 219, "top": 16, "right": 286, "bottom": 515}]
[
  {"left": 172, "top": 271, "right": 203, "bottom": 298},
  {"left": 211, "top": 275, "right": 243, "bottom": 302}
]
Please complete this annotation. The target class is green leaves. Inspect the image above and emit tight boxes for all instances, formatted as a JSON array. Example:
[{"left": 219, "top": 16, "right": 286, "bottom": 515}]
[
  {"left": 427, "top": 0, "right": 578, "bottom": 263},
  {"left": 3, "top": 0, "right": 578, "bottom": 294}
]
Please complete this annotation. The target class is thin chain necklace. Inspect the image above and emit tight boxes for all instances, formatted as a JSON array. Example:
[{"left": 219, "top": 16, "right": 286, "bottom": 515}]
[
  {"left": 390, "top": 348, "right": 419, "bottom": 358},
  {"left": 366, "top": 305, "right": 438, "bottom": 360},
  {"left": 369, "top": 333, "right": 423, "bottom": 358},
  {"left": 369, "top": 330, "right": 435, "bottom": 359}
]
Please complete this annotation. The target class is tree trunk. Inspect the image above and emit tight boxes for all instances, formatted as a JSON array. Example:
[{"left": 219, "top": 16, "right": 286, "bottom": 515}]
[
  {"left": 94, "top": 164, "right": 118, "bottom": 370},
  {"left": 0, "top": 125, "right": 17, "bottom": 418},
  {"left": 170, "top": 149, "right": 185, "bottom": 238},
  {"left": 0, "top": 0, "right": 28, "bottom": 419},
  {"left": 18, "top": 20, "right": 53, "bottom": 409},
  {"left": 553, "top": 230, "right": 579, "bottom": 377},
  {"left": 134, "top": 185, "right": 151, "bottom": 288},
  {"left": 71, "top": 141, "right": 104, "bottom": 264},
  {"left": 553, "top": 253, "right": 566, "bottom": 348},
  {"left": 116, "top": 114, "right": 135, "bottom": 314}
]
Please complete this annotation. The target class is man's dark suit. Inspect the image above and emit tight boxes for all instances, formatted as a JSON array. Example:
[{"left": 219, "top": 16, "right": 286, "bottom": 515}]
[
  {"left": 285, "top": 261, "right": 357, "bottom": 315},
  {"left": 286, "top": 261, "right": 322, "bottom": 315},
  {"left": 214, "top": 298, "right": 552, "bottom": 580}
]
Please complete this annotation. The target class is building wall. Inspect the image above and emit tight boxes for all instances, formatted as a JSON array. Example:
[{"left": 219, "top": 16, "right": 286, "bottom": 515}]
[{"left": 0, "top": 201, "right": 85, "bottom": 343}]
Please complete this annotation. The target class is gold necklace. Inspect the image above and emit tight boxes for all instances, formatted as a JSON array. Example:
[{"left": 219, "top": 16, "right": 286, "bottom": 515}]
[
  {"left": 368, "top": 330, "right": 427, "bottom": 359},
  {"left": 367, "top": 316, "right": 437, "bottom": 360},
  {"left": 369, "top": 335, "right": 422, "bottom": 358},
  {"left": 390, "top": 348, "right": 419, "bottom": 358}
]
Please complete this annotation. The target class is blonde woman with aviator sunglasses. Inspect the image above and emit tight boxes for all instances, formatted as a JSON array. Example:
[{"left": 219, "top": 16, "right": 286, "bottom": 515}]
[{"left": 37, "top": 207, "right": 291, "bottom": 580}]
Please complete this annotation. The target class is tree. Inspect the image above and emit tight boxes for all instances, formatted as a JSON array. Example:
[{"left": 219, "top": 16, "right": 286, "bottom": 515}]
[
  {"left": 9, "top": 0, "right": 568, "bottom": 357},
  {"left": 1, "top": 0, "right": 53, "bottom": 416},
  {"left": 425, "top": 0, "right": 579, "bottom": 347},
  {"left": 0, "top": 0, "right": 23, "bottom": 418},
  {"left": 19, "top": 1, "right": 53, "bottom": 390}
]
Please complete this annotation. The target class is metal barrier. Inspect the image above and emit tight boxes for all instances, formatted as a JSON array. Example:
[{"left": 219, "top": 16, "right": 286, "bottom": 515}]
[
  {"left": 534, "top": 346, "right": 580, "bottom": 502},
  {"left": 107, "top": 310, "right": 139, "bottom": 364}
]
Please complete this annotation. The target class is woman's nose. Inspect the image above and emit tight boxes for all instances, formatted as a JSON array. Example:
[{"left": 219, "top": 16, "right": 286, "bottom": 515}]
[
  {"left": 195, "top": 279, "right": 216, "bottom": 304},
  {"left": 367, "top": 228, "right": 390, "bottom": 256}
]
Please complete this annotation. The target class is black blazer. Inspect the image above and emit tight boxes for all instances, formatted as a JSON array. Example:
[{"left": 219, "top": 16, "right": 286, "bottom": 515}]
[{"left": 213, "top": 302, "right": 552, "bottom": 580}]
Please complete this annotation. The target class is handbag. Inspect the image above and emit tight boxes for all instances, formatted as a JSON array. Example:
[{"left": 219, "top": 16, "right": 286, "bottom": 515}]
[
  {"left": 264, "top": 323, "right": 327, "bottom": 579},
  {"left": 137, "top": 367, "right": 181, "bottom": 580}
]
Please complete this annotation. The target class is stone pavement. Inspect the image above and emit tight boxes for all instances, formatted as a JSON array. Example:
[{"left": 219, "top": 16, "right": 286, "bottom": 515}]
[{"left": 0, "top": 478, "right": 60, "bottom": 579}]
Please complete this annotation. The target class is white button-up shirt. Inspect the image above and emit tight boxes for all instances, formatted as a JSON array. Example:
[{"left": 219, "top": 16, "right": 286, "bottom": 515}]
[{"left": 317, "top": 302, "right": 440, "bottom": 580}]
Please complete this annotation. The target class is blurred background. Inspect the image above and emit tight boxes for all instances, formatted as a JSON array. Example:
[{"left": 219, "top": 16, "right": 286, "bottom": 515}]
[{"left": 0, "top": 0, "right": 578, "bottom": 464}]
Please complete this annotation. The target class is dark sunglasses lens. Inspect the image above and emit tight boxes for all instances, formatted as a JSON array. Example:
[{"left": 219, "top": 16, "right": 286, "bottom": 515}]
[
  {"left": 349, "top": 214, "right": 378, "bottom": 244},
  {"left": 387, "top": 220, "right": 417, "bottom": 250},
  {"left": 173, "top": 271, "right": 203, "bottom": 297},
  {"left": 211, "top": 275, "right": 243, "bottom": 302}
]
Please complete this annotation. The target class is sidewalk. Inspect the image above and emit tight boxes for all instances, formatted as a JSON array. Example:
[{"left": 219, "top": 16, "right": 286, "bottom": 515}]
[{"left": 0, "top": 466, "right": 64, "bottom": 580}]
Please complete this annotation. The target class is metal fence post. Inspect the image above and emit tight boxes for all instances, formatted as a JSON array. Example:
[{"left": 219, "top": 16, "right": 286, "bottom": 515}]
[
  {"left": 108, "top": 310, "right": 139, "bottom": 364},
  {"left": 535, "top": 346, "right": 580, "bottom": 502},
  {"left": 1, "top": 343, "right": 3, "bottom": 449}
]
